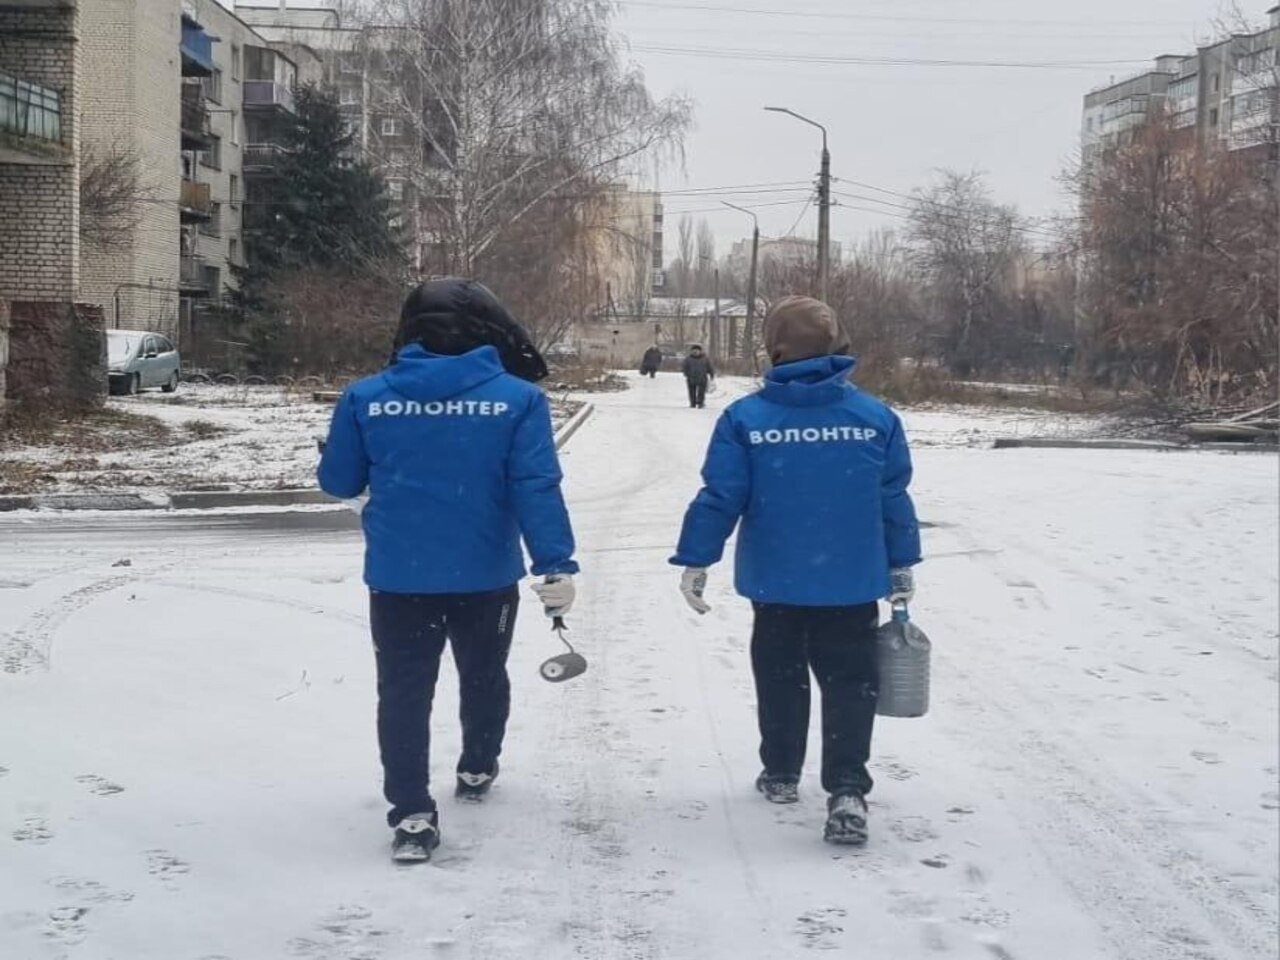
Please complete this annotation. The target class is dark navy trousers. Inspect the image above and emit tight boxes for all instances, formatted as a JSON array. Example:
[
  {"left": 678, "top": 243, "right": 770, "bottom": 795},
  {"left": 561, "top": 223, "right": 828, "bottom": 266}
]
[
  {"left": 750, "top": 601, "right": 880, "bottom": 796},
  {"left": 370, "top": 585, "right": 519, "bottom": 826}
]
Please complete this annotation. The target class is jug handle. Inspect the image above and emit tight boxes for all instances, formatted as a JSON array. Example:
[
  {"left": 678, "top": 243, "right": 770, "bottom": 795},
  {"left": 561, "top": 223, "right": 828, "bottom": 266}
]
[{"left": 890, "top": 600, "right": 910, "bottom": 623}]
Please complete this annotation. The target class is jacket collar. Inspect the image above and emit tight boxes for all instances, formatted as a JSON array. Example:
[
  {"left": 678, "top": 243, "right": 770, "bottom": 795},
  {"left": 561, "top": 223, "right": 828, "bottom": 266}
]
[{"left": 760, "top": 355, "right": 857, "bottom": 407}]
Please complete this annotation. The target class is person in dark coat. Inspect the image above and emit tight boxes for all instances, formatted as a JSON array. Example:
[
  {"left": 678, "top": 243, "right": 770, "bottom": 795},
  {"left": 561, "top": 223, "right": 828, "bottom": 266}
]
[
  {"left": 640, "top": 345, "right": 663, "bottom": 378},
  {"left": 318, "top": 278, "right": 579, "bottom": 863},
  {"left": 682, "top": 344, "right": 714, "bottom": 408}
]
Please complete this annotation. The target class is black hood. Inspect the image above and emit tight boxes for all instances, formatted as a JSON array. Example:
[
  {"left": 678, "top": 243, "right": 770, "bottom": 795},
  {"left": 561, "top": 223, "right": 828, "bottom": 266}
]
[{"left": 391, "top": 278, "right": 549, "bottom": 383}]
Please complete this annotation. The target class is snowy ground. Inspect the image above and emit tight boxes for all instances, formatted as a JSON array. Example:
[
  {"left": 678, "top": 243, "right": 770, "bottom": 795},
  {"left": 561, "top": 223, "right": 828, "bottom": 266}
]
[
  {"left": 0, "top": 385, "right": 582, "bottom": 495},
  {"left": 0, "top": 372, "right": 1277, "bottom": 959}
]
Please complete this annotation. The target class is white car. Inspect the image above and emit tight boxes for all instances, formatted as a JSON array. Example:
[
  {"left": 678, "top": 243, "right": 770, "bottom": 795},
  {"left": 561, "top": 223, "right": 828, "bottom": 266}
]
[{"left": 107, "top": 330, "right": 181, "bottom": 395}]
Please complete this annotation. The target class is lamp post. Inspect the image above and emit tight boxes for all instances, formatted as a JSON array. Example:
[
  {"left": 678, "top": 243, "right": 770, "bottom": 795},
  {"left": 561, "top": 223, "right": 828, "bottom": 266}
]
[
  {"left": 723, "top": 201, "right": 759, "bottom": 366},
  {"left": 765, "top": 106, "right": 830, "bottom": 303}
]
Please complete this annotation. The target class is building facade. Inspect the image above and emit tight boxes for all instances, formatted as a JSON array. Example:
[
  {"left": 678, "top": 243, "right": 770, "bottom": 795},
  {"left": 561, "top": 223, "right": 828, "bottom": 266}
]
[
  {"left": 1082, "top": 7, "right": 1279, "bottom": 160},
  {"left": 73, "top": 0, "right": 308, "bottom": 345},
  {"left": 0, "top": 0, "right": 81, "bottom": 303}
]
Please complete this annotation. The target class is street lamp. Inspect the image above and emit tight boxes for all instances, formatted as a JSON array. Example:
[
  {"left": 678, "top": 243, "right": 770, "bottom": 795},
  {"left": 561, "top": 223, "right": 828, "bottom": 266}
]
[
  {"left": 722, "top": 201, "right": 760, "bottom": 365},
  {"left": 764, "top": 106, "right": 831, "bottom": 303}
]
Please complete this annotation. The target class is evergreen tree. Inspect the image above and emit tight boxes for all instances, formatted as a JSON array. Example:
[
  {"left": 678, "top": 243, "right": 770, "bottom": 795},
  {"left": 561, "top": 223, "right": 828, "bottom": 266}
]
[{"left": 237, "top": 84, "right": 403, "bottom": 371}]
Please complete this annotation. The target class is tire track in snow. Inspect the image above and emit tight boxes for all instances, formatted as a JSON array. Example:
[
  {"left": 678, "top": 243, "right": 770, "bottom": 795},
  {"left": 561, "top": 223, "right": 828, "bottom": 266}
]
[{"left": 1, "top": 574, "right": 135, "bottom": 674}]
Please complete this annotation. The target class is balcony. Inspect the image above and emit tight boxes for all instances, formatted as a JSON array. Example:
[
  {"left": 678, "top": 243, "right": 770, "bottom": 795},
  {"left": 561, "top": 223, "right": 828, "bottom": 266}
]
[
  {"left": 180, "top": 255, "right": 210, "bottom": 292},
  {"left": 244, "top": 81, "right": 295, "bottom": 113},
  {"left": 179, "top": 180, "right": 212, "bottom": 221},
  {"left": 180, "top": 16, "right": 215, "bottom": 78},
  {"left": 243, "top": 142, "right": 291, "bottom": 174},
  {"left": 181, "top": 93, "right": 212, "bottom": 150}
]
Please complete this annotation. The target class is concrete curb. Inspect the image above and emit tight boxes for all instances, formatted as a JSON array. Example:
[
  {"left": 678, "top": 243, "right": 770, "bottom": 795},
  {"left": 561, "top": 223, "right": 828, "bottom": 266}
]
[
  {"left": 554, "top": 402, "right": 595, "bottom": 450},
  {"left": 0, "top": 402, "right": 599, "bottom": 515},
  {"left": 993, "top": 437, "right": 1278, "bottom": 454},
  {"left": 168, "top": 489, "right": 335, "bottom": 511}
]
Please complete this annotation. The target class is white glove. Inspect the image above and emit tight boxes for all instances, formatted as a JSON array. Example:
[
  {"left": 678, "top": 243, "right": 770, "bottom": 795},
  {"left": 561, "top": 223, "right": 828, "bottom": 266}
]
[
  {"left": 680, "top": 567, "right": 710, "bottom": 615},
  {"left": 888, "top": 567, "right": 915, "bottom": 604},
  {"left": 531, "top": 574, "right": 575, "bottom": 618}
]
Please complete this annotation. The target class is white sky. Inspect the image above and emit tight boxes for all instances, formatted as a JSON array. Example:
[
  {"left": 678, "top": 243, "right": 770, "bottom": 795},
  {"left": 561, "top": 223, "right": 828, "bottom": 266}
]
[
  {"left": 234, "top": 1, "right": 1264, "bottom": 255},
  {"left": 612, "top": 0, "right": 1259, "bottom": 254}
]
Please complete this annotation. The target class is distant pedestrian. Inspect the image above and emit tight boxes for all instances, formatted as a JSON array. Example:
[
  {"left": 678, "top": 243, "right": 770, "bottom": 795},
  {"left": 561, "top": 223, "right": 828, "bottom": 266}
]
[
  {"left": 670, "top": 296, "right": 921, "bottom": 846},
  {"left": 641, "top": 345, "right": 663, "bottom": 378},
  {"left": 318, "top": 278, "right": 580, "bottom": 864},
  {"left": 682, "top": 344, "right": 714, "bottom": 408}
]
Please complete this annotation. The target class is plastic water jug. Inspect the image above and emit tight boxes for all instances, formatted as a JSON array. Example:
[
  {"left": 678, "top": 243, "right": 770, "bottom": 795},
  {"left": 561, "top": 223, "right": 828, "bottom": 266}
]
[{"left": 876, "top": 602, "right": 931, "bottom": 718}]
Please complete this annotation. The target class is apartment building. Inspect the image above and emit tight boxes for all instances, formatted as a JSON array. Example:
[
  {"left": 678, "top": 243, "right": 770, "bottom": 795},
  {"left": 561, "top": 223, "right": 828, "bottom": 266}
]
[
  {"left": 1082, "top": 7, "right": 1279, "bottom": 160},
  {"left": 72, "top": 0, "right": 309, "bottom": 346},
  {"left": 0, "top": 0, "right": 81, "bottom": 303},
  {"left": 595, "top": 185, "right": 666, "bottom": 313},
  {"left": 725, "top": 235, "right": 843, "bottom": 279},
  {"left": 236, "top": 4, "right": 429, "bottom": 264}
]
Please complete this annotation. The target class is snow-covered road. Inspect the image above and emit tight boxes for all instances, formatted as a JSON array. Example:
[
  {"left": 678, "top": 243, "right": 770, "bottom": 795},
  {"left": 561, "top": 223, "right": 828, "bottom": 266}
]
[{"left": 1, "top": 375, "right": 1276, "bottom": 959}]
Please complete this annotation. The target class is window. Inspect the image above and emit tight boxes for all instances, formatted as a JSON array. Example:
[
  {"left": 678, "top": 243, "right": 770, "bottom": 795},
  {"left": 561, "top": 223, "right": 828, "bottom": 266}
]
[
  {"left": 381, "top": 117, "right": 401, "bottom": 136},
  {"left": 1211, "top": 72, "right": 1220, "bottom": 93},
  {"left": 200, "top": 135, "right": 221, "bottom": 170},
  {"left": 231, "top": 45, "right": 241, "bottom": 81},
  {"left": 157, "top": 337, "right": 175, "bottom": 354},
  {"left": 229, "top": 110, "right": 239, "bottom": 146},
  {"left": 228, "top": 238, "right": 239, "bottom": 266},
  {"left": 340, "top": 86, "right": 360, "bottom": 106},
  {"left": 339, "top": 53, "right": 361, "bottom": 74},
  {"left": 144, "top": 336, "right": 160, "bottom": 357},
  {"left": 200, "top": 202, "right": 222, "bottom": 237},
  {"left": 229, "top": 174, "right": 239, "bottom": 204},
  {"left": 202, "top": 68, "right": 223, "bottom": 104},
  {"left": 388, "top": 179, "right": 404, "bottom": 200},
  {"left": 388, "top": 148, "right": 406, "bottom": 167},
  {"left": 1209, "top": 106, "right": 1220, "bottom": 126}
]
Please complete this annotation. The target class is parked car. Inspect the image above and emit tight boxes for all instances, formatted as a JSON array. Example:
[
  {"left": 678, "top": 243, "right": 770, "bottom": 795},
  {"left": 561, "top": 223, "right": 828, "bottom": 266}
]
[{"left": 107, "top": 329, "right": 181, "bottom": 395}]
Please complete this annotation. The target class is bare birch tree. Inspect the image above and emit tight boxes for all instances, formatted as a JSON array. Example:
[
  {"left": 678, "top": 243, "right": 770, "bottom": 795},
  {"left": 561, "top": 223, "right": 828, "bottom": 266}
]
[
  {"left": 359, "top": 0, "right": 688, "bottom": 276},
  {"left": 907, "top": 171, "right": 1026, "bottom": 376}
]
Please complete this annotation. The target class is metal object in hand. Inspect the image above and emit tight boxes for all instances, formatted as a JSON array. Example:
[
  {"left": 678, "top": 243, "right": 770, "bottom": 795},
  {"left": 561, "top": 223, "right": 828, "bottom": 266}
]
[
  {"left": 875, "top": 601, "right": 930, "bottom": 718},
  {"left": 540, "top": 616, "right": 587, "bottom": 683}
]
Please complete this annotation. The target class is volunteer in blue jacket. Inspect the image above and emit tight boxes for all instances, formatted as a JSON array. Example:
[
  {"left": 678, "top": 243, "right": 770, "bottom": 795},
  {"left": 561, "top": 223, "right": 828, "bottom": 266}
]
[
  {"left": 318, "top": 278, "right": 579, "bottom": 863},
  {"left": 671, "top": 296, "right": 921, "bottom": 846}
]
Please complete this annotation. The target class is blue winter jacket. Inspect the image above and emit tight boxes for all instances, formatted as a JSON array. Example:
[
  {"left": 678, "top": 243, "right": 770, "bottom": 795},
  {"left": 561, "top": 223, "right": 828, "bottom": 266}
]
[
  {"left": 671, "top": 355, "right": 921, "bottom": 606},
  {"left": 318, "top": 344, "right": 578, "bottom": 594}
]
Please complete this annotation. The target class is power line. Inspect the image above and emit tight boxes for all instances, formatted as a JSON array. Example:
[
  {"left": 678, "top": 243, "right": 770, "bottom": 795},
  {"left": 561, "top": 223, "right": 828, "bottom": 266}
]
[
  {"left": 630, "top": 44, "right": 1149, "bottom": 70},
  {"left": 617, "top": 0, "right": 1187, "bottom": 29}
]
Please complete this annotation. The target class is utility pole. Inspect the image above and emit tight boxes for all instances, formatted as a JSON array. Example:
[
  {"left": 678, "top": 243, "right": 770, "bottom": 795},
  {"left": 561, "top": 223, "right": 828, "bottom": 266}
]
[
  {"left": 745, "top": 222, "right": 760, "bottom": 365},
  {"left": 724, "top": 201, "right": 760, "bottom": 367},
  {"left": 765, "top": 106, "right": 830, "bottom": 302},
  {"left": 712, "top": 267, "right": 721, "bottom": 361}
]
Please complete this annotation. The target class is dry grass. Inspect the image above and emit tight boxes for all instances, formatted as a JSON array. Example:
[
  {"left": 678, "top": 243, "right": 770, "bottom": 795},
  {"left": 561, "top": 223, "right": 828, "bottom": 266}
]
[
  {"left": 2, "top": 407, "right": 172, "bottom": 453},
  {"left": 183, "top": 419, "right": 227, "bottom": 441}
]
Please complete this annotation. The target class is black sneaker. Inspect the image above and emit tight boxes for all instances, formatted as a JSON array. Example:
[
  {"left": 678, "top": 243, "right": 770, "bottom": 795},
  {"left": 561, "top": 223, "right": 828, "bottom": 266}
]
[
  {"left": 824, "top": 792, "right": 868, "bottom": 846},
  {"left": 455, "top": 762, "right": 499, "bottom": 801},
  {"left": 755, "top": 772, "right": 800, "bottom": 804},
  {"left": 391, "top": 811, "right": 440, "bottom": 863}
]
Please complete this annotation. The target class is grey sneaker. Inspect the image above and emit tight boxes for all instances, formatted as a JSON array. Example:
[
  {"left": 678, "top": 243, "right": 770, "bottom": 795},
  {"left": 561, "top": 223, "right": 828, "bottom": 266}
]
[
  {"left": 391, "top": 811, "right": 440, "bottom": 862},
  {"left": 824, "top": 792, "right": 868, "bottom": 845},
  {"left": 755, "top": 772, "right": 800, "bottom": 804},
  {"left": 455, "top": 761, "right": 499, "bottom": 801}
]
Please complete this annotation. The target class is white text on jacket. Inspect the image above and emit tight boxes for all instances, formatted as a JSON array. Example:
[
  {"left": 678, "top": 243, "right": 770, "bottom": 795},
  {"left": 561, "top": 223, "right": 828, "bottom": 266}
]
[
  {"left": 368, "top": 400, "right": 511, "bottom": 417},
  {"left": 748, "top": 426, "right": 878, "bottom": 445}
]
